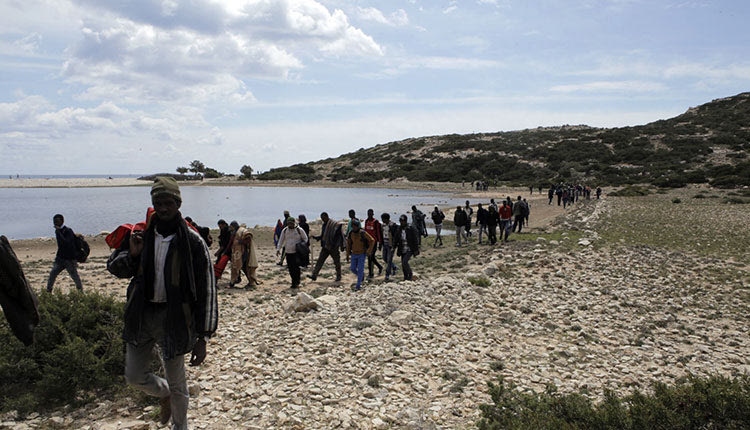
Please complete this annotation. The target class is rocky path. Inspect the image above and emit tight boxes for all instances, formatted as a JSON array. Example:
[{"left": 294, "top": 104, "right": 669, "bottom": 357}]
[{"left": 3, "top": 195, "right": 748, "bottom": 429}]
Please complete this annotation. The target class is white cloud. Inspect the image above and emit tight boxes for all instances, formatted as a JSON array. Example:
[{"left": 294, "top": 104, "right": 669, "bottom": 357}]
[
  {"left": 358, "top": 55, "right": 502, "bottom": 79},
  {"left": 550, "top": 80, "right": 667, "bottom": 93},
  {"left": 0, "top": 94, "right": 233, "bottom": 173},
  {"left": 443, "top": 5, "right": 457, "bottom": 14},
  {"left": 356, "top": 7, "right": 390, "bottom": 25},
  {"left": 58, "top": 0, "right": 382, "bottom": 105},
  {"left": 576, "top": 58, "right": 750, "bottom": 84}
]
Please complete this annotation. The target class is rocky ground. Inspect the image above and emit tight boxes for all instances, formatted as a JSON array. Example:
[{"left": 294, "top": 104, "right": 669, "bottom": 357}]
[{"left": 2, "top": 188, "right": 748, "bottom": 429}]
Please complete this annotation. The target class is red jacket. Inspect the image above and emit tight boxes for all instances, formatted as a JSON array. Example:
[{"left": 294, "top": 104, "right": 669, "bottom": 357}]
[
  {"left": 499, "top": 205, "right": 512, "bottom": 220},
  {"left": 364, "top": 218, "right": 382, "bottom": 244}
]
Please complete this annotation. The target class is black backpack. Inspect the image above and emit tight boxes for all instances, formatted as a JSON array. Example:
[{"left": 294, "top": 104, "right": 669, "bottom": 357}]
[{"left": 74, "top": 234, "right": 90, "bottom": 263}]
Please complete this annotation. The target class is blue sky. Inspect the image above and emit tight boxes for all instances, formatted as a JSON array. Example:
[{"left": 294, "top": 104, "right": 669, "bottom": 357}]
[{"left": 1, "top": 0, "right": 748, "bottom": 175}]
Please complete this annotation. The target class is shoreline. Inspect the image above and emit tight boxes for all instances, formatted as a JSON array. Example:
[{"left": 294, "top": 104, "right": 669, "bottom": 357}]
[{"left": 0, "top": 176, "right": 518, "bottom": 194}]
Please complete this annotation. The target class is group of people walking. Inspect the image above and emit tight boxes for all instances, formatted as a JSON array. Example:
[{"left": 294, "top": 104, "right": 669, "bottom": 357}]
[
  {"left": 451, "top": 196, "right": 530, "bottom": 246},
  {"left": 547, "top": 183, "right": 602, "bottom": 208},
  {"left": 38, "top": 176, "right": 600, "bottom": 429}
]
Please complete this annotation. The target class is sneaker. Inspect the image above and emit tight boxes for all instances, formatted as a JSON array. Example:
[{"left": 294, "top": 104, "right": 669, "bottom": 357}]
[
  {"left": 377, "top": 267, "right": 382, "bottom": 276},
  {"left": 159, "top": 396, "right": 171, "bottom": 425},
  {"left": 335, "top": 275, "right": 342, "bottom": 282},
  {"left": 306, "top": 274, "right": 317, "bottom": 281}
]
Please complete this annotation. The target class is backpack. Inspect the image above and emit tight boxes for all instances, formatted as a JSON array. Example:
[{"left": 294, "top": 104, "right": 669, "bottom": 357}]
[{"left": 74, "top": 234, "right": 90, "bottom": 263}]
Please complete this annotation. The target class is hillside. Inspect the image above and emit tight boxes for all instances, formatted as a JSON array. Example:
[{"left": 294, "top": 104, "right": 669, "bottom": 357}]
[{"left": 258, "top": 93, "right": 750, "bottom": 187}]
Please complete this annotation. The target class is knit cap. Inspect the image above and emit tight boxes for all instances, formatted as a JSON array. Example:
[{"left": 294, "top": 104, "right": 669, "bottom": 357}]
[{"left": 151, "top": 177, "right": 182, "bottom": 202}]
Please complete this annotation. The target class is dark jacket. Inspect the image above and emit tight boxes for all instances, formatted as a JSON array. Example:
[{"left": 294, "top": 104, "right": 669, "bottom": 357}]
[
  {"left": 476, "top": 207, "right": 488, "bottom": 225},
  {"left": 218, "top": 226, "right": 232, "bottom": 256},
  {"left": 487, "top": 208, "right": 499, "bottom": 227},
  {"left": 431, "top": 210, "right": 445, "bottom": 225},
  {"left": 0, "top": 236, "right": 39, "bottom": 346},
  {"left": 453, "top": 209, "right": 468, "bottom": 227},
  {"left": 55, "top": 226, "right": 77, "bottom": 260},
  {"left": 107, "top": 215, "right": 218, "bottom": 360},
  {"left": 394, "top": 224, "right": 420, "bottom": 257}
]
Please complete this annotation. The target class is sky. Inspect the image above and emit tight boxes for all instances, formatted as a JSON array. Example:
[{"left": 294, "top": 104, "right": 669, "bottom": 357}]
[{"left": 1, "top": 0, "right": 749, "bottom": 175}]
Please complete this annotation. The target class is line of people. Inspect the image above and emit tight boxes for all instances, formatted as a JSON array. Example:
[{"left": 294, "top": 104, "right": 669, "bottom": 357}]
[
  {"left": 547, "top": 183, "right": 602, "bottom": 208},
  {"left": 452, "top": 196, "right": 529, "bottom": 246}
]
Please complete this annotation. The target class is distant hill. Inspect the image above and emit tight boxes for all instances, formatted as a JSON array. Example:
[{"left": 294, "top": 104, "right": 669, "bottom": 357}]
[{"left": 258, "top": 93, "right": 750, "bottom": 187}]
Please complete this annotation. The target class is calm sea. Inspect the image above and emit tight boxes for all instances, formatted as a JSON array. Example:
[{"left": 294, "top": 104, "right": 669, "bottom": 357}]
[{"left": 0, "top": 186, "right": 464, "bottom": 240}]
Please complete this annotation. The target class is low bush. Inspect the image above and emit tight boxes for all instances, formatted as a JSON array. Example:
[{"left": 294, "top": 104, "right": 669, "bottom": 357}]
[
  {"left": 467, "top": 277, "right": 491, "bottom": 287},
  {"left": 609, "top": 186, "right": 651, "bottom": 197},
  {"left": 0, "top": 291, "right": 124, "bottom": 415},
  {"left": 478, "top": 375, "right": 750, "bottom": 430}
]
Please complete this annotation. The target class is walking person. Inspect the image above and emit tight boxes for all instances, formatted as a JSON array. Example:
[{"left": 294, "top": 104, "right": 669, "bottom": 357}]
[
  {"left": 464, "top": 201, "right": 474, "bottom": 239},
  {"left": 512, "top": 196, "right": 525, "bottom": 233},
  {"left": 276, "top": 217, "right": 308, "bottom": 294},
  {"left": 499, "top": 200, "right": 512, "bottom": 242},
  {"left": 453, "top": 206, "right": 468, "bottom": 246},
  {"left": 430, "top": 206, "right": 445, "bottom": 247},
  {"left": 380, "top": 213, "right": 399, "bottom": 281},
  {"left": 548, "top": 187, "right": 555, "bottom": 205},
  {"left": 46, "top": 214, "right": 83, "bottom": 292},
  {"left": 345, "top": 209, "right": 358, "bottom": 237},
  {"left": 297, "top": 214, "right": 311, "bottom": 268},
  {"left": 522, "top": 198, "right": 530, "bottom": 227},
  {"left": 229, "top": 223, "right": 260, "bottom": 288},
  {"left": 106, "top": 177, "right": 218, "bottom": 429},
  {"left": 364, "top": 209, "right": 383, "bottom": 279},
  {"left": 274, "top": 210, "right": 290, "bottom": 266},
  {"left": 489, "top": 198, "right": 498, "bottom": 213},
  {"left": 476, "top": 203, "right": 488, "bottom": 245},
  {"left": 393, "top": 215, "right": 419, "bottom": 281},
  {"left": 487, "top": 205, "right": 499, "bottom": 245},
  {"left": 308, "top": 212, "right": 344, "bottom": 282},
  {"left": 214, "top": 219, "right": 231, "bottom": 264},
  {"left": 346, "top": 219, "right": 374, "bottom": 291},
  {"left": 410, "top": 205, "right": 428, "bottom": 245}
]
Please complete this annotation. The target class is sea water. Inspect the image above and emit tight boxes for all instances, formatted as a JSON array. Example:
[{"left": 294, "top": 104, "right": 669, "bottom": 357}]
[{"left": 0, "top": 186, "right": 463, "bottom": 240}]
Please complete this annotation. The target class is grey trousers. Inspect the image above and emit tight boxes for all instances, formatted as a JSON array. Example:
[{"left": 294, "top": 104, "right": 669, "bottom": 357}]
[
  {"left": 125, "top": 304, "right": 189, "bottom": 430},
  {"left": 46, "top": 257, "right": 82, "bottom": 292},
  {"left": 456, "top": 226, "right": 467, "bottom": 246}
]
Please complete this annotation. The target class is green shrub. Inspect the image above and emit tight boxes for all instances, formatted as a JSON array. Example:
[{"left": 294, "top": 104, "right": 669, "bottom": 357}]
[
  {"left": 0, "top": 291, "right": 124, "bottom": 415},
  {"left": 478, "top": 375, "right": 750, "bottom": 430},
  {"left": 468, "top": 277, "right": 491, "bottom": 287},
  {"left": 609, "top": 186, "right": 651, "bottom": 197}
]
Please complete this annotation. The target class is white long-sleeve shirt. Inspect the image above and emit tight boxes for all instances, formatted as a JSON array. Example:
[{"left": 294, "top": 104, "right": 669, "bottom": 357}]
[
  {"left": 277, "top": 226, "right": 308, "bottom": 254},
  {"left": 152, "top": 232, "right": 175, "bottom": 303}
]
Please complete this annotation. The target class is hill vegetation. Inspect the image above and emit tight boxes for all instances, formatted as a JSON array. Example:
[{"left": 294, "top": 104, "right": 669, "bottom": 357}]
[{"left": 257, "top": 93, "right": 750, "bottom": 187}]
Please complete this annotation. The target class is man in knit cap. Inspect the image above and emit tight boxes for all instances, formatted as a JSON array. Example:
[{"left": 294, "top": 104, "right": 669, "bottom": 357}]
[{"left": 107, "top": 177, "right": 218, "bottom": 429}]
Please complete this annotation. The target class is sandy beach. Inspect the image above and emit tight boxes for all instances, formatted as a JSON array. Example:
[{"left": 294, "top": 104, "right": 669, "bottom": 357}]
[{"left": 0, "top": 176, "right": 516, "bottom": 195}]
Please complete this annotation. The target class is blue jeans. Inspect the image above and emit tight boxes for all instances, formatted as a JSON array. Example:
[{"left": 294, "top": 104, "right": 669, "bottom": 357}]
[
  {"left": 350, "top": 253, "right": 366, "bottom": 289},
  {"left": 382, "top": 244, "right": 397, "bottom": 278}
]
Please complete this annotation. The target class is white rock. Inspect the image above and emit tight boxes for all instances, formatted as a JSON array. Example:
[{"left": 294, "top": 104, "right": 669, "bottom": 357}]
[
  {"left": 389, "top": 310, "right": 413, "bottom": 324},
  {"left": 283, "top": 293, "right": 321, "bottom": 313},
  {"left": 316, "top": 295, "right": 338, "bottom": 307}
]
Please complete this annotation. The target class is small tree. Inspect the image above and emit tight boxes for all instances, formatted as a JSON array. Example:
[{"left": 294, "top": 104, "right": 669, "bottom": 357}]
[
  {"left": 188, "top": 160, "right": 205, "bottom": 174},
  {"left": 176, "top": 167, "right": 188, "bottom": 175},
  {"left": 240, "top": 165, "right": 254, "bottom": 179}
]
